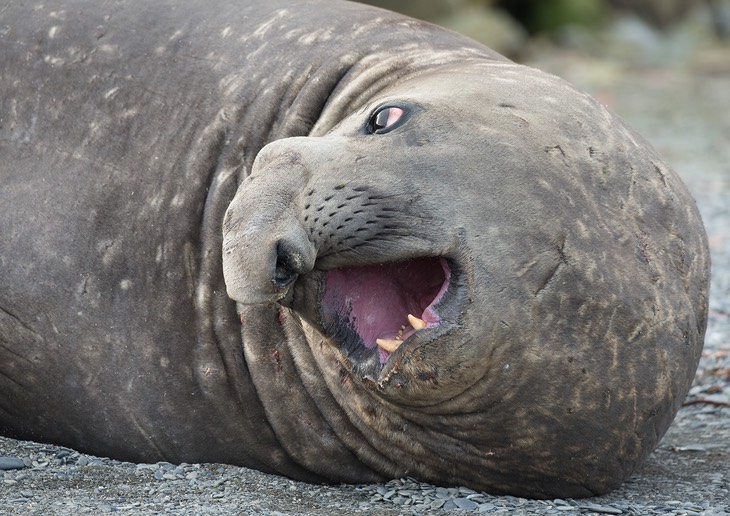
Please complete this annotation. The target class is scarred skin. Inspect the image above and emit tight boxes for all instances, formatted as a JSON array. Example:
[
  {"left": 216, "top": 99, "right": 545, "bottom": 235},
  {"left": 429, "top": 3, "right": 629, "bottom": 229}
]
[{"left": 0, "top": 0, "right": 710, "bottom": 498}]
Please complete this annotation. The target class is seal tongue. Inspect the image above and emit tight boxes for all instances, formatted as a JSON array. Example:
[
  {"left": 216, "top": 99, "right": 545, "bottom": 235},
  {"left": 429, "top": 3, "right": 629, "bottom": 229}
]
[{"left": 323, "top": 257, "right": 450, "bottom": 362}]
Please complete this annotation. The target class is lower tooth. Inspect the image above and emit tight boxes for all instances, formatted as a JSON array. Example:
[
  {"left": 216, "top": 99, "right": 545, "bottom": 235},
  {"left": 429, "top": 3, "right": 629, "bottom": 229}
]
[{"left": 376, "top": 338, "right": 403, "bottom": 352}]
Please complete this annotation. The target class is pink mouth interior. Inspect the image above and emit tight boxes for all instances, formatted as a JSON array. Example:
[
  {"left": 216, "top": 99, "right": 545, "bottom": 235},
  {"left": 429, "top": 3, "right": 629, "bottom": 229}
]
[{"left": 323, "top": 257, "right": 450, "bottom": 362}]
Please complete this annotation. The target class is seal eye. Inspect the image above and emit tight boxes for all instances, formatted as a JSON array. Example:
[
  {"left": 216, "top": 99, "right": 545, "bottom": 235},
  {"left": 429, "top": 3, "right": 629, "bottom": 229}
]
[{"left": 367, "top": 106, "right": 406, "bottom": 134}]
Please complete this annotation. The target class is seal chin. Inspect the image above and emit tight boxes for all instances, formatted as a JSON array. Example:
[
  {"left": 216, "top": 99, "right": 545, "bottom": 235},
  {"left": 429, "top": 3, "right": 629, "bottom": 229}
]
[{"left": 319, "top": 256, "right": 456, "bottom": 370}]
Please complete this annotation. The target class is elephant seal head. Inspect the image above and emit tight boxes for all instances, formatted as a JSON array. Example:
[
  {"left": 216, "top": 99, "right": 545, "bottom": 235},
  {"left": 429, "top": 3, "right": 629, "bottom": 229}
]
[{"left": 221, "top": 61, "right": 709, "bottom": 497}]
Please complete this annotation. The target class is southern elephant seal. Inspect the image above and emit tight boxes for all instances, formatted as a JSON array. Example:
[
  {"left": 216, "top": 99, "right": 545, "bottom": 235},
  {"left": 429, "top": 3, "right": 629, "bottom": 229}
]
[{"left": 0, "top": 0, "right": 710, "bottom": 499}]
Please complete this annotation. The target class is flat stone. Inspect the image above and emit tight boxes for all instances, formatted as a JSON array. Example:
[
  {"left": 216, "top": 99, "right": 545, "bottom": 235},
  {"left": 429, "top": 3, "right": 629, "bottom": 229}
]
[
  {"left": 443, "top": 500, "right": 457, "bottom": 510},
  {"left": 454, "top": 497, "right": 479, "bottom": 510},
  {"left": 0, "top": 457, "right": 26, "bottom": 470},
  {"left": 430, "top": 499, "right": 446, "bottom": 509},
  {"left": 578, "top": 503, "right": 623, "bottom": 515}
]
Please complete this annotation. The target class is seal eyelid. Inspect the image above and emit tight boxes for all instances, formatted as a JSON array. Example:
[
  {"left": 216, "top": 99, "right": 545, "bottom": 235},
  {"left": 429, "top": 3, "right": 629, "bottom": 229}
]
[{"left": 366, "top": 104, "right": 408, "bottom": 134}]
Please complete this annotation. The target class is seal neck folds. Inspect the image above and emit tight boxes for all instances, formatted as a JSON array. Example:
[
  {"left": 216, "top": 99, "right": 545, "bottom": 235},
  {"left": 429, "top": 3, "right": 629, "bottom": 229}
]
[{"left": 322, "top": 257, "right": 451, "bottom": 363}]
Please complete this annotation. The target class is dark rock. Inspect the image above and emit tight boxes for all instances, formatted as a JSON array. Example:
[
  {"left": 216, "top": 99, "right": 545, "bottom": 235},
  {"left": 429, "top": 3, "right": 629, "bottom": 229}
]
[{"left": 0, "top": 456, "right": 26, "bottom": 470}]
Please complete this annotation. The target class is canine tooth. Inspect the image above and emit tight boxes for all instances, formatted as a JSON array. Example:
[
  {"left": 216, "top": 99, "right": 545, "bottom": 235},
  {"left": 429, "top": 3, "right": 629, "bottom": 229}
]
[
  {"left": 376, "top": 338, "right": 403, "bottom": 353},
  {"left": 408, "top": 314, "right": 427, "bottom": 330}
]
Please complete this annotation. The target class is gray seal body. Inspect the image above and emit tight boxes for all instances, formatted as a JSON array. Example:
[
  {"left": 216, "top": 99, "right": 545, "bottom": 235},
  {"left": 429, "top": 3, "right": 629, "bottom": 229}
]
[{"left": 0, "top": 0, "right": 710, "bottom": 498}]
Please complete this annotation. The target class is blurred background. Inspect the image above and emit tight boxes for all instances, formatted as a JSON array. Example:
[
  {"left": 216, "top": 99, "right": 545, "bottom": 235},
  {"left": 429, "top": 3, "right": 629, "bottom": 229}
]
[{"left": 356, "top": 0, "right": 730, "bottom": 68}]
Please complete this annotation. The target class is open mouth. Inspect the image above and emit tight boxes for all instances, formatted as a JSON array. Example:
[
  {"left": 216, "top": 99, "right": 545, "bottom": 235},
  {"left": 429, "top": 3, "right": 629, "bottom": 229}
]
[{"left": 321, "top": 257, "right": 451, "bottom": 365}]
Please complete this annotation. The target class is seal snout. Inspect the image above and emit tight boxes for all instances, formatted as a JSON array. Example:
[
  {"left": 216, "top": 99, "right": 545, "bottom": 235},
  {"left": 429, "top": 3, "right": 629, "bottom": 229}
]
[{"left": 222, "top": 206, "right": 316, "bottom": 305}]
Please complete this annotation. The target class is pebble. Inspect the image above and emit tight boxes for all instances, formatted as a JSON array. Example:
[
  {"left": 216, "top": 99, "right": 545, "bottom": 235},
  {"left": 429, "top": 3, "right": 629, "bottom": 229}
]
[
  {"left": 0, "top": 456, "right": 26, "bottom": 470},
  {"left": 354, "top": 475, "right": 730, "bottom": 515},
  {"left": 578, "top": 502, "right": 624, "bottom": 514},
  {"left": 430, "top": 498, "right": 446, "bottom": 509},
  {"left": 454, "top": 497, "right": 479, "bottom": 510}
]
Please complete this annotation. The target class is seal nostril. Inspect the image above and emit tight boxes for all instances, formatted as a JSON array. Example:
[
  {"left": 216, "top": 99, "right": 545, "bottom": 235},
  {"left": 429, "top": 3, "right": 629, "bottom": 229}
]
[
  {"left": 273, "top": 241, "right": 304, "bottom": 289},
  {"left": 273, "top": 258, "right": 298, "bottom": 288}
]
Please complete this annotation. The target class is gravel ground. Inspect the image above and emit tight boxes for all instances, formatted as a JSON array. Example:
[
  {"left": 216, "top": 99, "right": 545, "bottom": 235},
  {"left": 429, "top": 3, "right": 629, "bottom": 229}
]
[{"left": 2, "top": 30, "right": 729, "bottom": 516}]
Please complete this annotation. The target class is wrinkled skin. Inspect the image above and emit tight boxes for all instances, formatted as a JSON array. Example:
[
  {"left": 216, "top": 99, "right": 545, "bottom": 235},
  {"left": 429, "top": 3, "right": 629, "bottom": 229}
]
[{"left": 0, "top": 0, "right": 709, "bottom": 499}]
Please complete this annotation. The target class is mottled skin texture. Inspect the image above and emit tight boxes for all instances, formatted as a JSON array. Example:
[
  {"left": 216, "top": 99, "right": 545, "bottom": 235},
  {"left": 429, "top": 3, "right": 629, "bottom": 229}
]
[{"left": 0, "top": 0, "right": 709, "bottom": 499}]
